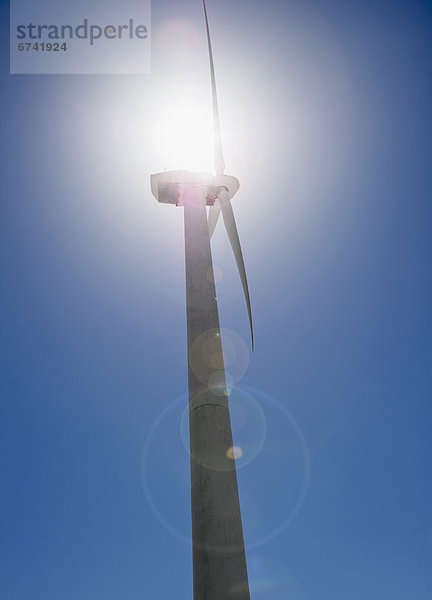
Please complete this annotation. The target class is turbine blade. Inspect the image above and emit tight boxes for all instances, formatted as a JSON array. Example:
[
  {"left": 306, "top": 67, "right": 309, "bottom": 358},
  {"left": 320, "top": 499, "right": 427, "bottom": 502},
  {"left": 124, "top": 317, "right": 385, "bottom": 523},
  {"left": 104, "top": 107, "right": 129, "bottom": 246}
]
[
  {"left": 221, "top": 200, "right": 254, "bottom": 351},
  {"left": 203, "top": 0, "right": 225, "bottom": 176},
  {"left": 208, "top": 201, "right": 221, "bottom": 238}
]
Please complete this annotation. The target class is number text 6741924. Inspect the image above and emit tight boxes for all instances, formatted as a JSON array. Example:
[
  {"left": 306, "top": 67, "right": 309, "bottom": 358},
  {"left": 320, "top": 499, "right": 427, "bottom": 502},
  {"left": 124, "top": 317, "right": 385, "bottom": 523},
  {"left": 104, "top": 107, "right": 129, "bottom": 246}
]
[{"left": 18, "top": 42, "right": 67, "bottom": 52}]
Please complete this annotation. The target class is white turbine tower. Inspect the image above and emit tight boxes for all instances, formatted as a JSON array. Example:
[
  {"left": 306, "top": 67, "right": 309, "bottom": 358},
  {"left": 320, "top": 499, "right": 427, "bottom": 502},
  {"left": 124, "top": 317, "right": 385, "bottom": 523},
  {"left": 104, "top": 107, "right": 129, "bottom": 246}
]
[{"left": 150, "top": 2, "right": 252, "bottom": 598}]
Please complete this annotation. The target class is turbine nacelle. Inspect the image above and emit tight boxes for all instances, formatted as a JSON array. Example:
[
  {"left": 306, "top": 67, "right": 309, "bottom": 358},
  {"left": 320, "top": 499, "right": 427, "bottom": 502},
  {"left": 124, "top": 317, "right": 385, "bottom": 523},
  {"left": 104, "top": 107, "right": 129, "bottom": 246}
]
[{"left": 150, "top": 170, "right": 239, "bottom": 207}]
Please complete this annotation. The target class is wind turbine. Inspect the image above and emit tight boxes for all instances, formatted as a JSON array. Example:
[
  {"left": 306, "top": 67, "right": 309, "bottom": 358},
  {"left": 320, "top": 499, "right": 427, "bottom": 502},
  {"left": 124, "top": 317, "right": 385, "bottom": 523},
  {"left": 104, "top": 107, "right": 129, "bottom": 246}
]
[{"left": 150, "top": 1, "right": 252, "bottom": 598}]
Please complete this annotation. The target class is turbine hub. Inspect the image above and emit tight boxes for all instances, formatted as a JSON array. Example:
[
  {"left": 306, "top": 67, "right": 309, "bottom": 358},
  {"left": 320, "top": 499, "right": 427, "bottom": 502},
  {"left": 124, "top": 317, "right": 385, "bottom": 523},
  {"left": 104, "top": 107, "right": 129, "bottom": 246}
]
[{"left": 150, "top": 170, "right": 239, "bottom": 206}]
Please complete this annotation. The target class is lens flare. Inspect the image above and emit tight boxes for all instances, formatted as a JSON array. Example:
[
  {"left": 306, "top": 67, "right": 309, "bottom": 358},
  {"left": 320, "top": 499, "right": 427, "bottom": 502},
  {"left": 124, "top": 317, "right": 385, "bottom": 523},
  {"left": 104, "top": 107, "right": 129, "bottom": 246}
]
[
  {"left": 141, "top": 386, "right": 310, "bottom": 550},
  {"left": 154, "top": 18, "right": 201, "bottom": 51},
  {"left": 226, "top": 446, "right": 244, "bottom": 460},
  {"left": 180, "top": 387, "right": 266, "bottom": 471},
  {"left": 189, "top": 328, "right": 250, "bottom": 387},
  {"left": 207, "top": 370, "right": 234, "bottom": 396}
]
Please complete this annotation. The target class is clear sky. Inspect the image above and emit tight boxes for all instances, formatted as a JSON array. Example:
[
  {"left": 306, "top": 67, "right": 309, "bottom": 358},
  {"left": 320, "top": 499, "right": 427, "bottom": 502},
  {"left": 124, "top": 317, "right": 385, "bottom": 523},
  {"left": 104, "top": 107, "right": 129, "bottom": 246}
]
[{"left": 1, "top": 0, "right": 432, "bottom": 598}]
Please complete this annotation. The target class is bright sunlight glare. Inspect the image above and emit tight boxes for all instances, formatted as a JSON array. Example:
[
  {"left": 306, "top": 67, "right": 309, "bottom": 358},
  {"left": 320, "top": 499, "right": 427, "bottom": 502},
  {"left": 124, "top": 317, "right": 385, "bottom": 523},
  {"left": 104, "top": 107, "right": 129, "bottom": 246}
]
[{"left": 152, "top": 88, "right": 215, "bottom": 173}]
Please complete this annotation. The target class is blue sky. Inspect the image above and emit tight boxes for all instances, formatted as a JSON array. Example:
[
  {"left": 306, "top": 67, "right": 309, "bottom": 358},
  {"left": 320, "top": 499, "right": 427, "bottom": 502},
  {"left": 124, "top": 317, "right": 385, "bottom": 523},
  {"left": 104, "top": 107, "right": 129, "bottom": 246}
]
[{"left": 1, "top": 0, "right": 432, "bottom": 598}]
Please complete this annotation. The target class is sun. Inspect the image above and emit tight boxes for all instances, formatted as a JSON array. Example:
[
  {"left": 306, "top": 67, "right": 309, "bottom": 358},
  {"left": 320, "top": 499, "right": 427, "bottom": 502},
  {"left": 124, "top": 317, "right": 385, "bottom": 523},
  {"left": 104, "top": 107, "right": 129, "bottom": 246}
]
[{"left": 152, "top": 96, "right": 215, "bottom": 174}]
